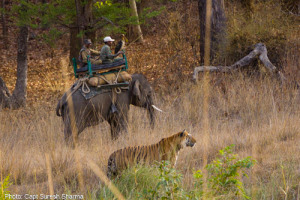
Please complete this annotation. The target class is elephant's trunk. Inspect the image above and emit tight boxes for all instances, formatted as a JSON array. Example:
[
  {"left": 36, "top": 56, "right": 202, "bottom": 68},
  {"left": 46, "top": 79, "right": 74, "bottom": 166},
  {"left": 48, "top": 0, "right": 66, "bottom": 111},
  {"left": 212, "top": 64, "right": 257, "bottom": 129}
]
[{"left": 147, "top": 104, "right": 155, "bottom": 129}]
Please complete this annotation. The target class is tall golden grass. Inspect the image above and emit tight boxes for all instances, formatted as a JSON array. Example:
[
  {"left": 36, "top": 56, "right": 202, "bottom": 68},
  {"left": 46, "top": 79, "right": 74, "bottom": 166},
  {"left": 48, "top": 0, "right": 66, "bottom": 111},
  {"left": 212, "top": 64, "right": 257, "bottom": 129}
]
[{"left": 0, "top": 72, "right": 299, "bottom": 199}]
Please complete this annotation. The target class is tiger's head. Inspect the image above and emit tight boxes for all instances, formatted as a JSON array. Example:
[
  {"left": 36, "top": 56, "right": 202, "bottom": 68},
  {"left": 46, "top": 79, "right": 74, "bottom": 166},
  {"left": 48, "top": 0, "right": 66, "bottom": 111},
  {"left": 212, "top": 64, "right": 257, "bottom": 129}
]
[{"left": 178, "top": 129, "right": 196, "bottom": 148}]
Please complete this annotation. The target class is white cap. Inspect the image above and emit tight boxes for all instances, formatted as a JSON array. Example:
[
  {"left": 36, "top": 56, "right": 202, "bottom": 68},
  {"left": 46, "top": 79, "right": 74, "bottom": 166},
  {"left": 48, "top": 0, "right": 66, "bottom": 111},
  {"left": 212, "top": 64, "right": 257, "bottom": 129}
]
[{"left": 103, "top": 36, "right": 115, "bottom": 42}]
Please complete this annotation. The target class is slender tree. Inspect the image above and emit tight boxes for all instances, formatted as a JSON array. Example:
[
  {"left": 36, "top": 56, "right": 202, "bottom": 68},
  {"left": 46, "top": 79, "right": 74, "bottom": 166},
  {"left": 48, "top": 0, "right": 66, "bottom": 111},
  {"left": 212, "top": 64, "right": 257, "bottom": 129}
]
[
  {"left": 10, "top": 25, "right": 29, "bottom": 108},
  {"left": 129, "top": 0, "right": 144, "bottom": 43}
]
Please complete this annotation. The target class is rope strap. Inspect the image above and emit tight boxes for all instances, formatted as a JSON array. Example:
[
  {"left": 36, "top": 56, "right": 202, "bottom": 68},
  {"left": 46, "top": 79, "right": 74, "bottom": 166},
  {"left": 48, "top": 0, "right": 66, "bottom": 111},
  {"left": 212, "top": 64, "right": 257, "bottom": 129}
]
[
  {"left": 65, "top": 77, "right": 90, "bottom": 101},
  {"left": 98, "top": 75, "right": 112, "bottom": 85}
]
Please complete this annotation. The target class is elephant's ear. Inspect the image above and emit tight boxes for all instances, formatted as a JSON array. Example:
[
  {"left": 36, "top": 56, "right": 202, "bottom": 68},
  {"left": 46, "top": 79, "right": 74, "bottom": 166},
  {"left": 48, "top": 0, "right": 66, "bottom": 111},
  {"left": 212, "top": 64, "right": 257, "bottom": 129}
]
[{"left": 133, "top": 79, "right": 141, "bottom": 99}]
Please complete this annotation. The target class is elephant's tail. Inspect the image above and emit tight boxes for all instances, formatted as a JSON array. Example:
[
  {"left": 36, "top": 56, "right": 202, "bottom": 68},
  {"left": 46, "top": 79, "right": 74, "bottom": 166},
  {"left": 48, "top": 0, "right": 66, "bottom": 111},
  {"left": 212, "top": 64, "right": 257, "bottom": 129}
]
[
  {"left": 56, "top": 96, "right": 67, "bottom": 117},
  {"left": 56, "top": 100, "right": 63, "bottom": 116},
  {"left": 56, "top": 91, "right": 69, "bottom": 117}
]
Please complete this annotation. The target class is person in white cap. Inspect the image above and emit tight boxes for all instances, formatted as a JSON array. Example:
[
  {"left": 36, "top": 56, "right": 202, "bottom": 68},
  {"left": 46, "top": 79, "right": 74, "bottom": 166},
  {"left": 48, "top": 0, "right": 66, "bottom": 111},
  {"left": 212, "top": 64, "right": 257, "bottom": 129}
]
[
  {"left": 100, "top": 36, "right": 124, "bottom": 64},
  {"left": 78, "top": 39, "right": 102, "bottom": 67}
]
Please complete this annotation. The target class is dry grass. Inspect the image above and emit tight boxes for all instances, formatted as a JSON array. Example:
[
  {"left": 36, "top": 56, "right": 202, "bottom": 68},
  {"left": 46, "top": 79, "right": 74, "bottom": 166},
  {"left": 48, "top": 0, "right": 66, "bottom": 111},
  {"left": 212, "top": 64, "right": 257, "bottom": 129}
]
[
  {"left": 0, "top": 1, "right": 299, "bottom": 199},
  {"left": 0, "top": 72, "right": 299, "bottom": 199}
]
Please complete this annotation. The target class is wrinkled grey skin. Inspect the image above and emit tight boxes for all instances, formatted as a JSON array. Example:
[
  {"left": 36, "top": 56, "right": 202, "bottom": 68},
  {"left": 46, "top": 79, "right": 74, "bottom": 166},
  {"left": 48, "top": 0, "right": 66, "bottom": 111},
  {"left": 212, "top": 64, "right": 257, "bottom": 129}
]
[{"left": 56, "top": 74, "right": 155, "bottom": 143}]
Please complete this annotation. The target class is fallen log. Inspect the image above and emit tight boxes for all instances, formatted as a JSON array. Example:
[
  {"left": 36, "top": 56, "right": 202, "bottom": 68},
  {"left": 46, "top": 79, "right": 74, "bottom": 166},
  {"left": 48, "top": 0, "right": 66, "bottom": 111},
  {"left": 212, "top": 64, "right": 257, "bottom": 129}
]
[{"left": 193, "top": 43, "right": 286, "bottom": 83}]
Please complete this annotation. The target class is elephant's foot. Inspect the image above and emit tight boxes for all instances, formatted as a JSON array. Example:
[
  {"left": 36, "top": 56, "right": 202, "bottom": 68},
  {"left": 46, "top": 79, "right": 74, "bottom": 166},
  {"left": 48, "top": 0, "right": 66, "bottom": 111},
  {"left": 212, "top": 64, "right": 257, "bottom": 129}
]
[
  {"left": 64, "top": 137, "right": 75, "bottom": 148},
  {"left": 111, "top": 132, "right": 120, "bottom": 141},
  {"left": 64, "top": 130, "right": 75, "bottom": 148}
]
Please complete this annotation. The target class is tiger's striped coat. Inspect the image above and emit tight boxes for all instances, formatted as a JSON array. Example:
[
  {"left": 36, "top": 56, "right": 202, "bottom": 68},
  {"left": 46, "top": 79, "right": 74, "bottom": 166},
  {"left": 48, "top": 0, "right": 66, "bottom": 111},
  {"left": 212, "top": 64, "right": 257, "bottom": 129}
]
[{"left": 107, "top": 130, "right": 196, "bottom": 178}]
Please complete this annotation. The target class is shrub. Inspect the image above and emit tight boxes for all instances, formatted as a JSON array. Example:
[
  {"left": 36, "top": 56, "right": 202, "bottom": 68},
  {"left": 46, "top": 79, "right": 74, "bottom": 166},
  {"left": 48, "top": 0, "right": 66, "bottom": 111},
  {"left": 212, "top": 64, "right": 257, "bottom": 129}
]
[
  {"left": 206, "top": 144, "right": 256, "bottom": 199},
  {"left": 97, "top": 165, "right": 159, "bottom": 199},
  {"left": 0, "top": 175, "right": 12, "bottom": 200},
  {"left": 140, "top": 161, "right": 186, "bottom": 200},
  {"left": 186, "top": 170, "right": 204, "bottom": 199}
]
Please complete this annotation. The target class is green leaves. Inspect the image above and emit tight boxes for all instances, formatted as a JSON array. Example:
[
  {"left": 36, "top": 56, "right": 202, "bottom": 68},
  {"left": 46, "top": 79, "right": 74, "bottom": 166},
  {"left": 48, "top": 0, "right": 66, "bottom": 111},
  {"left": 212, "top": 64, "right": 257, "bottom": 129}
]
[
  {"left": 11, "top": 0, "right": 36, "bottom": 27},
  {"left": 92, "top": 1, "right": 131, "bottom": 35},
  {"left": 94, "top": 0, "right": 112, "bottom": 8},
  {"left": 141, "top": 161, "right": 186, "bottom": 200},
  {"left": 0, "top": 175, "right": 12, "bottom": 200},
  {"left": 8, "top": 0, "right": 164, "bottom": 47},
  {"left": 142, "top": 146, "right": 256, "bottom": 199},
  {"left": 206, "top": 144, "right": 256, "bottom": 199},
  {"left": 41, "top": 28, "right": 64, "bottom": 48}
]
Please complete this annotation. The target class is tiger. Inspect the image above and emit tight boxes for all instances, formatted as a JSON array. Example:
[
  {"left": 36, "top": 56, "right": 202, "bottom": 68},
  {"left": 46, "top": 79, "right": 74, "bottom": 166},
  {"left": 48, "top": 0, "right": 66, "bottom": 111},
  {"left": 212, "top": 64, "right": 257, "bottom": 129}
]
[{"left": 107, "top": 130, "right": 196, "bottom": 179}]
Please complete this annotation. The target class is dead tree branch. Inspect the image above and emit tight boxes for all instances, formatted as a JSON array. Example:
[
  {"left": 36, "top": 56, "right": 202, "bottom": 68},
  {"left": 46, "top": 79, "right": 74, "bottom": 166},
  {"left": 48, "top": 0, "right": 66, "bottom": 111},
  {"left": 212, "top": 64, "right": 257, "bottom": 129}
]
[{"left": 193, "top": 43, "right": 286, "bottom": 83}]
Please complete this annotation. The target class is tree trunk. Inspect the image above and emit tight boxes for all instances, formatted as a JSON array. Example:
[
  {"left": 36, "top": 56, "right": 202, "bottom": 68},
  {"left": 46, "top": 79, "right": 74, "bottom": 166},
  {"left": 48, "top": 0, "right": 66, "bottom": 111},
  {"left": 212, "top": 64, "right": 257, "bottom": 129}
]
[
  {"left": 129, "top": 0, "right": 144, "bottom": 43},
  {"left": 11, "top": 25, "right": 29, "bottom": 108},
  {"left": 137, "top": 0, "right": 148, "bottom": 17},
  {"left": 0, "top": 76, "right": 11, "bottom": 108},
  {"left": 70, "top": 0, "right": 95, "bottom": 62},
  {"left": 198, "top": 0, "right": 226, "bottom": 65},
  {"left": 0, "top": 25, "right": 28, "bottom": 109},
  {"left": 1, "top": 0, "right": 8, "bottom": 49},
  {"left": 69, "top": 26, "right": 82, "bottom": 63}
]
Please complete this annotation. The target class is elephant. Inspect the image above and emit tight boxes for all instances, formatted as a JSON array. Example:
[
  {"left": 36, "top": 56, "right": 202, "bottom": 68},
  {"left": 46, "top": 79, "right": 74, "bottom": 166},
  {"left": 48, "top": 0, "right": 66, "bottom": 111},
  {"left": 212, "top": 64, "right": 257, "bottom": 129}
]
[{"left": 56, "top": 73, "right": 160, "bottom": 143}]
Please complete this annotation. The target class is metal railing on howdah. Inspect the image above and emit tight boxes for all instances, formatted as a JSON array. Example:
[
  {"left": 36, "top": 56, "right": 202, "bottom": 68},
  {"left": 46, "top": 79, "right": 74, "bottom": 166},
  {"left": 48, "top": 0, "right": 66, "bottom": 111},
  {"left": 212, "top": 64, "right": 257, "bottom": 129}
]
[{"left": 72, "top": 54, "right": 128, "bottom": 78}]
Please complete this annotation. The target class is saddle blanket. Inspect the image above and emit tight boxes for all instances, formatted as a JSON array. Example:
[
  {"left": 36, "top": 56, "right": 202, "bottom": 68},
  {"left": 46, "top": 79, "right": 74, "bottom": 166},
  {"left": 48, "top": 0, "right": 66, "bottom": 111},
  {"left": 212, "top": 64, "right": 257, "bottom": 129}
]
[{"left": 78, "top": 84, "right": 129, "bottom": 100}]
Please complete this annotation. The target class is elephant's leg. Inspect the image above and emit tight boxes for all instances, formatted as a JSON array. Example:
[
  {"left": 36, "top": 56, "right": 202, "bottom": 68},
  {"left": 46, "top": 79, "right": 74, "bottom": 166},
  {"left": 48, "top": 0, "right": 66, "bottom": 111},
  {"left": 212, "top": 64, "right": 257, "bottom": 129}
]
[
  {"left": 108, "top": 113, "right": 120, "bottom": 140},
  {"left": 59, "top": 104, "right": 73, "bottom": 146},
  {"left": 63, "top": 111, "right": 81, "bottom": 147},
  {"left": 108, "top": 112, "right": 128, "bottom": 140},
  {"left": 63, "top": 116, "right": 74, "bottom": 146},
  {"left": 64, "top": 127, "right": 73, "bottom": 146},
  {"left": 119, "top": 115, "right": 128, "bottom": 134},
  {"left": 64, "top": 124, "right": 83, "bottom": 148},
  {"left": 64, "top": 123, "right": 71, "bottom": 140}
]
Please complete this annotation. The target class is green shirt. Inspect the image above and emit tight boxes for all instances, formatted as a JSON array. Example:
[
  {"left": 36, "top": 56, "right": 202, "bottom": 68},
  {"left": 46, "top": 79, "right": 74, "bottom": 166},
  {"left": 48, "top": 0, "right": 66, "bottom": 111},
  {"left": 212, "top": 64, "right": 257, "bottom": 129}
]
[{"left": 100, "top": 44, "right": 116, "bottom": 64}]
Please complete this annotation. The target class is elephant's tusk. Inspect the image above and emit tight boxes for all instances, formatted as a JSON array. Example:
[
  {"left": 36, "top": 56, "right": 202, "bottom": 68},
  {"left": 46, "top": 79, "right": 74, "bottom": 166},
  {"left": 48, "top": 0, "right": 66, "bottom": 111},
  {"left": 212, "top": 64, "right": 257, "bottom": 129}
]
[{"left": 152, "top": 105, "right": 164, "bottom": 112}]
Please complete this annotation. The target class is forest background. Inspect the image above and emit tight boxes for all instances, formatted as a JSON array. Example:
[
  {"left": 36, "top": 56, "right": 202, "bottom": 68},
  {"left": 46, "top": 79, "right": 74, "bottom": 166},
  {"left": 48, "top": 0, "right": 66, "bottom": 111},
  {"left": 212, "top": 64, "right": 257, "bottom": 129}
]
[{"left": 0, "top": 0, "right": 299, "bottom": 199}]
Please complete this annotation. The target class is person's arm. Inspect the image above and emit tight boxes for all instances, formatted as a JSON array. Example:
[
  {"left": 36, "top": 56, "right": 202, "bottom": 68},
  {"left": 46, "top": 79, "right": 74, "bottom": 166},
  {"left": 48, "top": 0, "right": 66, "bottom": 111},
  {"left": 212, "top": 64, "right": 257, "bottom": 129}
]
[
  {"left": 90, "top": 48, "right": 100, "bottom": 55},
  {"left": 115, "top": 50, "right": 124, "bottom": 56}
]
